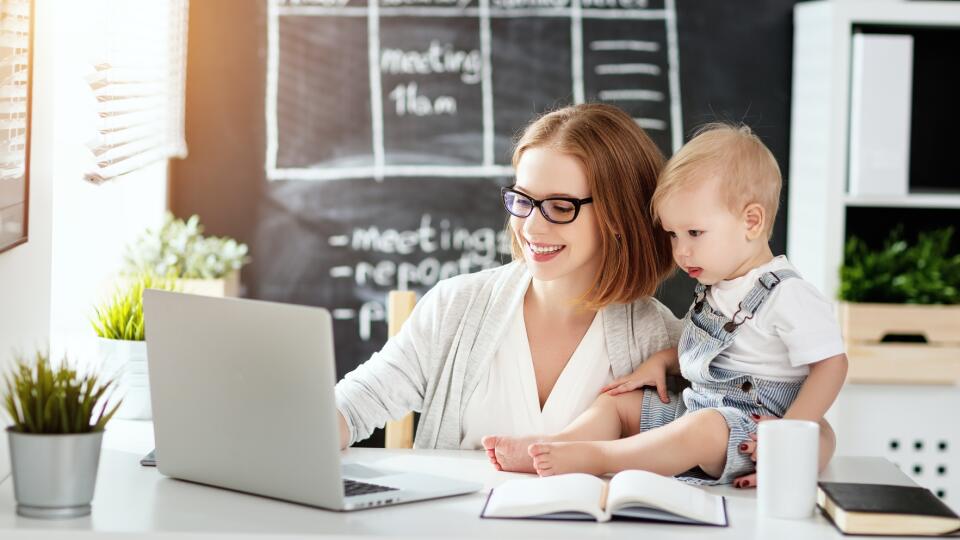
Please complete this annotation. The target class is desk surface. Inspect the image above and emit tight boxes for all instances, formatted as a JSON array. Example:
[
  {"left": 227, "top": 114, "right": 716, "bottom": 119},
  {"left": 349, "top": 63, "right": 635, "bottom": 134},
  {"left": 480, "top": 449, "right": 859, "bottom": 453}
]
[{"left": 0, "top": 421, "right": 918, "bottom": 539}]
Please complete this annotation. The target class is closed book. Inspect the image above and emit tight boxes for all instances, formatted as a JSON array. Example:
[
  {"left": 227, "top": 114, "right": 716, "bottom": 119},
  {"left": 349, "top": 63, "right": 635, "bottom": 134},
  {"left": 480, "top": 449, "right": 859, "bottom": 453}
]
[{"left": 818, "top": 482, "right": 960, "bottom": 536}]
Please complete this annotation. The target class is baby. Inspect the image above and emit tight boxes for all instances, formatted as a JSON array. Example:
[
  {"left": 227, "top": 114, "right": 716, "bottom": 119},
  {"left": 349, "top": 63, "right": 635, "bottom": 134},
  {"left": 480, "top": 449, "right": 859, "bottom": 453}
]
[{"left": 482, "top": 124, "right": 847, "bottom": 485}]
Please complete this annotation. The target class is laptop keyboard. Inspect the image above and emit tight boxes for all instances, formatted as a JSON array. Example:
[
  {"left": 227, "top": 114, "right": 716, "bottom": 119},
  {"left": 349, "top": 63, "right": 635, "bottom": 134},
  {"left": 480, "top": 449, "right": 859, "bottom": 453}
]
[{"left": 343, "top": 478, "right": 399, "bottom": 497}]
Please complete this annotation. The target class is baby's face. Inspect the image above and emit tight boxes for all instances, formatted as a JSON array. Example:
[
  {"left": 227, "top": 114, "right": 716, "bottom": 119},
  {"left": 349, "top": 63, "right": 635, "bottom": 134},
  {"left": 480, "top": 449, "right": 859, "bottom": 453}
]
[{"left": 658, "top": 176, "right": 755, "bottom": 285}]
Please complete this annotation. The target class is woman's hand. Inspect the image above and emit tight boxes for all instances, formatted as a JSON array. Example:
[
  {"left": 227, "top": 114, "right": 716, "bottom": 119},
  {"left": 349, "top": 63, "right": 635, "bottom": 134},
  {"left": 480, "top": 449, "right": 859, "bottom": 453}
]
[
  {"left": 733, "top": 415, "right": 768, "bottom": 488},
  {"left": 599, "top": 351, "right": 671, "bottom": 403},
  {"left": 733, "top": 415, "right": 837, "bottom": 489}
]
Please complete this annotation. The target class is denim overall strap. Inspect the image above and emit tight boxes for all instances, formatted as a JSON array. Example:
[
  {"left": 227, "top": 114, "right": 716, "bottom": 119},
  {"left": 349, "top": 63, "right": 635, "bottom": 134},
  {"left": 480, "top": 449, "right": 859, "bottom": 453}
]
[
  {"left": 679, "top": 270, "right": 798, "bottom": 384},
  {"left": 731, "top": 270, "right": 799, "bottom": 330}
]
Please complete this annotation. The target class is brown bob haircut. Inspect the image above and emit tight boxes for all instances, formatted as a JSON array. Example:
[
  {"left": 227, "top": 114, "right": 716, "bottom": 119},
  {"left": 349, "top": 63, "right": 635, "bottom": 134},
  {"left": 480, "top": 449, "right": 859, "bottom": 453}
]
[{"left": 510, "top": 103, "right": 675, "bottom": 309}]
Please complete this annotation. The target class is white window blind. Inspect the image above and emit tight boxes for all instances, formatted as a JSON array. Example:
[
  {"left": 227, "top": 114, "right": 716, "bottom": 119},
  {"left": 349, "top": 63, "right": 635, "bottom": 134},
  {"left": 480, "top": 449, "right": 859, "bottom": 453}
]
[
  {"left": 0, "top": 0, "right": 30, "bottom": 194},
  {"left": 84, "top": 0, "right": 189, "bottom": 183}
]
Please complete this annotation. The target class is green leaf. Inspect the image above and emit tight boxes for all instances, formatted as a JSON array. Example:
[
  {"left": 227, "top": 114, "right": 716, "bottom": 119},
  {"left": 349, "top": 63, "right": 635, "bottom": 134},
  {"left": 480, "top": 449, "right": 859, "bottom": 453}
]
[
  {"left": 0, "top": 350, "right": 123, "bottom": 434},
  {"left": 840, "top": 226, "right": 959, "bottom": 304}
]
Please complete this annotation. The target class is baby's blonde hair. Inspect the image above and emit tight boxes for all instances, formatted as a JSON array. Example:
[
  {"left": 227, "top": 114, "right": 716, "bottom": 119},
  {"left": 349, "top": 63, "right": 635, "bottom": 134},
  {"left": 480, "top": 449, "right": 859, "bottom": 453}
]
[{"left": 651, "top": 123, "right": 782, "bottom": 239}]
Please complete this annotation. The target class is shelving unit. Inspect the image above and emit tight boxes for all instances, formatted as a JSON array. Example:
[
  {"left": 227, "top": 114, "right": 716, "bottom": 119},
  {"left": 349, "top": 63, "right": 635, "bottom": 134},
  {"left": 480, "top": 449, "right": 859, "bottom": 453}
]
[
  {"left": 844, "top": 194, "right": 960, "bottom": 209},
  {"left": 789, "top": 0, "right": 960, "bottom": 508},
  {"left": 787, "top": 0, "right": 960, "bottom": 300}
]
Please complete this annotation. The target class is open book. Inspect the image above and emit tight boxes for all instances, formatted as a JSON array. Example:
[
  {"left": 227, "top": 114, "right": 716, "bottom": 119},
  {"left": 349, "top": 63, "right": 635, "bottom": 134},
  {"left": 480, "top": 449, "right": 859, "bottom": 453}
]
[{"left": 480, "top": 470, "right": 727, "bottom": 526}]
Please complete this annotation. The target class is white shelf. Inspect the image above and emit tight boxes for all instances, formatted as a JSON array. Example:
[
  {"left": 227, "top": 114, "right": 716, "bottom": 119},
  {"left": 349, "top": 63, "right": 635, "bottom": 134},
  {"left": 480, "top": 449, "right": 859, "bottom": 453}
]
[
  {"left": 787, "top": 0, "right": 960, "bottom": 301},
  {"left": 844, "top": 193, "right": 960, "bottom": 209}
]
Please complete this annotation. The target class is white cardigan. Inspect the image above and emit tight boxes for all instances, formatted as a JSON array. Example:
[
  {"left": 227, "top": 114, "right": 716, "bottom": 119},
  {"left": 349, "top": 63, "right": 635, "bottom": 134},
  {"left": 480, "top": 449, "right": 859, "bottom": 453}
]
[{"left": 334, "top": 261, "right": 683, "bottom": 448}]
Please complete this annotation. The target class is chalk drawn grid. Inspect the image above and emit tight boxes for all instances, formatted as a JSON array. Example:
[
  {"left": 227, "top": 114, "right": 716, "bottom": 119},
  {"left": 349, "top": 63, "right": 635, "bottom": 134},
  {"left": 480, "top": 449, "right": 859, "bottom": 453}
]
[{"left": 265, "top": 0, "right": 682, "bottom": 181}]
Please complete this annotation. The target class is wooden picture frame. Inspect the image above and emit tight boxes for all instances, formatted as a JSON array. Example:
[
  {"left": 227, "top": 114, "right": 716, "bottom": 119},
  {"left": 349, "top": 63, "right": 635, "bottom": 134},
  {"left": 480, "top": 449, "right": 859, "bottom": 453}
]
[{"left": 0, "top": 0, "right": 33, "bottom": 254}]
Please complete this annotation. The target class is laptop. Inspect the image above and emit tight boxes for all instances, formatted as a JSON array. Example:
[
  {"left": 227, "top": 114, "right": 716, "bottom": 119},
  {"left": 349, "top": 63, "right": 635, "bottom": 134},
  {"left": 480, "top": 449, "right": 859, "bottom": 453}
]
[{"left": 142, "top": 289, "right": 482, "bottom": 511}]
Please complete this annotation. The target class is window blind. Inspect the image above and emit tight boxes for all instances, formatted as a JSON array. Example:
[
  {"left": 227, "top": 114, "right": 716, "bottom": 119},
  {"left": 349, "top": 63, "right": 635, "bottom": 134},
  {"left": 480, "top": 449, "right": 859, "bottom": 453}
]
[
  {"left": 84, "top": 0, "right": 189, "bottom": 183},
  {"left": 0, "top": 0, "right": 30, "bottom": 196}
]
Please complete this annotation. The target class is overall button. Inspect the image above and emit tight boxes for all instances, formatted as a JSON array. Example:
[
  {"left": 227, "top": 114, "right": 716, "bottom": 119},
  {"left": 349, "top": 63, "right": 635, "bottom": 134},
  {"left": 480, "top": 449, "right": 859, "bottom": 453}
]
[{"left": 740, "top": 380, "right": 753, "bottom": 393}]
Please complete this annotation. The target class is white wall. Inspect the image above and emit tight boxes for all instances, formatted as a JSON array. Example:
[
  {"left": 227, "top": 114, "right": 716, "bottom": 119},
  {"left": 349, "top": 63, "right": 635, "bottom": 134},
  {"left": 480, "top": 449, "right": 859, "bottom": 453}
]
[
  {"left": 48, "top": 0, "right": 169, "bottom": 365},
  {"left": 0, "top": 0, "right": 170, "bottom": 480},
  {"left": 0, "top": 0, "right": 55, "bottom": 481}
]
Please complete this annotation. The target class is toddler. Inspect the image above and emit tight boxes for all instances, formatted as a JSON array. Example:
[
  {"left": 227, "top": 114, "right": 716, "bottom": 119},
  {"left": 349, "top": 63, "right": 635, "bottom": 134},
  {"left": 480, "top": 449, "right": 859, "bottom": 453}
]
[{"left": 482, "top": 124, "right": 847, "bottom": 485}]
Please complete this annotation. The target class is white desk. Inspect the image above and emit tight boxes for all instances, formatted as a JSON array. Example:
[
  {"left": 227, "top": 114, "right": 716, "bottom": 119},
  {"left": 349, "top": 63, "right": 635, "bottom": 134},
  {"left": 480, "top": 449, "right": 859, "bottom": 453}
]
[{"left": 0, "top": 421, "right": 918, "bottom": 539}]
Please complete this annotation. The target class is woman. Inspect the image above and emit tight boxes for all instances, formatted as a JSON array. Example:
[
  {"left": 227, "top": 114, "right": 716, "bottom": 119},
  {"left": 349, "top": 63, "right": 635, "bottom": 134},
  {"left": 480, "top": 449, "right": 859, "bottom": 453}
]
[{"left": 334, "top": 103, "right": 680, "bottom": 450}]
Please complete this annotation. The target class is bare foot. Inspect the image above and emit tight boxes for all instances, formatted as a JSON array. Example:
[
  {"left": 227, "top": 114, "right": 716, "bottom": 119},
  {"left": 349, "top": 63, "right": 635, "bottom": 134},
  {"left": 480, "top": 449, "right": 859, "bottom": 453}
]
[
  {"left": 481, "top": 435, "right": 546, "bottom": 473},
  {"left": 528, "top": 441, "right": 608, "bottom": 477}
]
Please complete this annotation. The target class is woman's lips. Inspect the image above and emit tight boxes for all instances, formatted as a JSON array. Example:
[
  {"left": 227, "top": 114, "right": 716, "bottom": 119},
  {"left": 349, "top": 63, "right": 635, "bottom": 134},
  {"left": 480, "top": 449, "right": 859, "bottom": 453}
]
[{"left": 527, "top": 242, "right": 565, "bottom": 263}]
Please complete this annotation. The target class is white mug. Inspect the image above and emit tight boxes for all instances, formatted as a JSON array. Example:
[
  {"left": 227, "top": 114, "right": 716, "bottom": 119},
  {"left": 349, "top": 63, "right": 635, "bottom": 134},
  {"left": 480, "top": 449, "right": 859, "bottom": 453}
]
[{"left": 757, "top": 419, "right": 820, "bottom": 519}]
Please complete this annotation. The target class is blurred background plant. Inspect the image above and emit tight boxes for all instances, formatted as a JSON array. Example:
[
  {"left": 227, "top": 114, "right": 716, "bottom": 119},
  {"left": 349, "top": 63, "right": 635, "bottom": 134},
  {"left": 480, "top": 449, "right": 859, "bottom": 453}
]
[
  {"left": 840, "top": 226, "right": 960, "bottom": 304},
  {"left": 3, "top": 350, "right": 121, "bottom": 434},
  {"left": 92, "top": 273, "right": 179, "bottom": 341},
  {"left": 123, "top": 212, "right": 249, "bottom": 280}
]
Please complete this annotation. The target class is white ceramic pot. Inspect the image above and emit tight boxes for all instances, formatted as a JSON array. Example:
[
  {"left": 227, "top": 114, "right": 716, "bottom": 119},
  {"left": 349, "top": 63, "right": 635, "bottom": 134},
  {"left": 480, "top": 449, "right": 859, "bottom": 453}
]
[{"left": 97, "top": 338, "right": 151, "bottom": 419}]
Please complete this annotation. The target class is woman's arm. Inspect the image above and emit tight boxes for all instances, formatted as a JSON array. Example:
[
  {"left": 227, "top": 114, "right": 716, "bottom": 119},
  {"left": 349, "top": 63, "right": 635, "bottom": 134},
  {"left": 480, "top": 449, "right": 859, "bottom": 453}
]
[
  {"left": 338, "top": 411, "right": 350, "bottom": 449},
  {"left": 335, "top": 284, "right": 444, "bottom": 448}
]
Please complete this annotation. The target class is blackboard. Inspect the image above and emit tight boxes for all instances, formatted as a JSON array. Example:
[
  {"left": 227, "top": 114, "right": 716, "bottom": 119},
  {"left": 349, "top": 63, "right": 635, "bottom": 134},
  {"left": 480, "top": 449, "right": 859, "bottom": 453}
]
[{"left": 171, "top": 0, "right": 798, "bottom": 396}]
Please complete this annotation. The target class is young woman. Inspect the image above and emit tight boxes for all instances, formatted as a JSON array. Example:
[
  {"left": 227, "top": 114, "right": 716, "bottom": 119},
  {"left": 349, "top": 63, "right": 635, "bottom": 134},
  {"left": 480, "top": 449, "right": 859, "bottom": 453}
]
[{"left": 334, "top": 103, "right": 679, "bottom": 451}]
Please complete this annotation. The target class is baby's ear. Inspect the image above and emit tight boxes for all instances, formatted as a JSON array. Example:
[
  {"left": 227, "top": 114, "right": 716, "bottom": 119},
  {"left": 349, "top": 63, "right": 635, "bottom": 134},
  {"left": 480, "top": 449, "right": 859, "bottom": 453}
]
[{"left": 742, "top": 203, "right": 766, "bottom": 240}]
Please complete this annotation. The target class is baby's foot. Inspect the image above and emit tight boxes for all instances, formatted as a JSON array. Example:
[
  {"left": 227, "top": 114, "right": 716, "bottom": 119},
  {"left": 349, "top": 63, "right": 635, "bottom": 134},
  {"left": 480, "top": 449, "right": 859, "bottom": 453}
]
[
  {"left": 528, "top": 441, "right": 608, "bottom": 477},
  {"left": 481, "top": 435, "right": 545, "bottom": 473}
]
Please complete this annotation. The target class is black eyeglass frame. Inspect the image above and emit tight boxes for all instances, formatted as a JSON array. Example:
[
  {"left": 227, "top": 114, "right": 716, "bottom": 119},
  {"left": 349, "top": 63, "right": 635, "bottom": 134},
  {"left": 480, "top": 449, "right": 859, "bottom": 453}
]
[{"left": 500, "top": 187, "right": 594, "bottom": 225}]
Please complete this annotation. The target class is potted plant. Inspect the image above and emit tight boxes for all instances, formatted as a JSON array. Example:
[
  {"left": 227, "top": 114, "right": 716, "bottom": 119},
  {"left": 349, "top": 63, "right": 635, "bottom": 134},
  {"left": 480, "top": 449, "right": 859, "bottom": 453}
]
[
  {"left": 3, "top": 350, "right": 121, "bottom": 518},
  {"left": 122, "top": 212, "right": 250, "bottom": 297},
  {"left": 838, "top": 226, "right": 960, "bottom": 384},
  {"left": 91, "top": 273, "right": 176, "bottom": 419}
]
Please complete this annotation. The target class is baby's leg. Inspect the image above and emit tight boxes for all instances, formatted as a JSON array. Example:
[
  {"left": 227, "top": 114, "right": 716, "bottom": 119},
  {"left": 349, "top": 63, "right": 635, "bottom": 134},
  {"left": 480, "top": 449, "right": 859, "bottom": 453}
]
[
  {"left": 483, "top": 390, "right": 644, "bottom": 473},
  {"left": 529, "top": 408, "right": 729, "bottom": 477}
]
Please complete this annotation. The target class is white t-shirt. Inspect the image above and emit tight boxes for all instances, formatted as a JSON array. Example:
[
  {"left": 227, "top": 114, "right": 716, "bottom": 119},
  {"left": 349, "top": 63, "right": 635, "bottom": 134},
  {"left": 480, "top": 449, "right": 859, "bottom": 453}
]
[
  {"left": 705, "top": 256, "right": 845, "bottom": 381},
  {"left": 459, "top": 306, "right": 613, "bottom": 449}
]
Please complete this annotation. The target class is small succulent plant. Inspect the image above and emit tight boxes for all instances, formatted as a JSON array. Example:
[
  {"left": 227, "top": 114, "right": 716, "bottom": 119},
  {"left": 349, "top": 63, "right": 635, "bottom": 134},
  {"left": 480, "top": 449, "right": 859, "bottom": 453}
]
[{"left": 3, "top": 350, "right": 121, "bottom": 434}]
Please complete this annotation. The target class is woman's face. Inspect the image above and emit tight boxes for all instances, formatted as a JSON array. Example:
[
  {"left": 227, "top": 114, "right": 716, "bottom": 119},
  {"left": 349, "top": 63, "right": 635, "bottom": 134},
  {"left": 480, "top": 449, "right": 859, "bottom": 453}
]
[{"left": 511, "top": 147, "right": 602, "bottom": 286}]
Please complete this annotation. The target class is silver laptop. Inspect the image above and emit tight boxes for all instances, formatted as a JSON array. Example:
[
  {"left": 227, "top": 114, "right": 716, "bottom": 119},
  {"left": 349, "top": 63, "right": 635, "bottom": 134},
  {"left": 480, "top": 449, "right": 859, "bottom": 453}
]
[{"left": 143, "top": 289, "right": 482, "bottom": 511}]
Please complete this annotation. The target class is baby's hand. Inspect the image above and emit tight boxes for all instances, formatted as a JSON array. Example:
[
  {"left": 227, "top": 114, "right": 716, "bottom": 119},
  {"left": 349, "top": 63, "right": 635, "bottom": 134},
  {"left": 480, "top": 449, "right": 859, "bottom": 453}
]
[{"left": 599, "top": 353, "right": 670, "bottom": 403}]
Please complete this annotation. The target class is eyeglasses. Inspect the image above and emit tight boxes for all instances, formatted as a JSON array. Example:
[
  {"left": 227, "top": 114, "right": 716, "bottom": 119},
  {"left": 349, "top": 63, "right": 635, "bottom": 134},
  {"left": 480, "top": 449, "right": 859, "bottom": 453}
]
[{"left": 501, "top": 187, "right": 594, "bottom": 225}]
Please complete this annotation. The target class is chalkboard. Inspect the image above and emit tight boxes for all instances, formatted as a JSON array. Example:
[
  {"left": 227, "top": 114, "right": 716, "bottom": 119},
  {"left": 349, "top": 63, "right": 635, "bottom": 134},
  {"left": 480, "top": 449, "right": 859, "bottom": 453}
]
[
  {"left": 171, "top": 0, "right": 797, "bottom": 390},
  {"left": 267, "top": 0, "right": 680, "bottom": 181}
]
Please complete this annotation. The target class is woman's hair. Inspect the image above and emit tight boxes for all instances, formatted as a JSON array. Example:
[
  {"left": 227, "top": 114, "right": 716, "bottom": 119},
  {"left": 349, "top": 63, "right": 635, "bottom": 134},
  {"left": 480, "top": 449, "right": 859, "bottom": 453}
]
[
  {"left": 510, "top": 103, "right": 675, "bottom": 308},
  {"left": 651, "top": 123, "right": 782, "bottom": 239}
]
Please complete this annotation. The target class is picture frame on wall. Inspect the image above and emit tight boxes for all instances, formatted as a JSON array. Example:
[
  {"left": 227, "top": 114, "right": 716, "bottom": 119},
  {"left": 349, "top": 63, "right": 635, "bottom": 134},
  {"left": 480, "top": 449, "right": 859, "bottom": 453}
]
[{"left": 0, "top": 0, "right": 33, "bottom": 254}]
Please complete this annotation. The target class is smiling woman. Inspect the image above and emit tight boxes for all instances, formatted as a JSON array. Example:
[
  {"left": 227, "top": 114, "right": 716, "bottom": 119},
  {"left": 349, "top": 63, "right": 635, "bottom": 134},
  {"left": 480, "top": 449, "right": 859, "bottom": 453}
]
[
  {"left": 506, "top": 103, "right": 672, "bottom": 309},
  {"left": 334, "top": 103, "right": 681, "bottom": 452}
]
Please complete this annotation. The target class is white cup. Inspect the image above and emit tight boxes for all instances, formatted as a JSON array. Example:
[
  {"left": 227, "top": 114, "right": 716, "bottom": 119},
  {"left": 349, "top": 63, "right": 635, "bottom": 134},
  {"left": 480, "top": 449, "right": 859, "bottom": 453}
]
[{"left": 757, "top": 419, "right": 820, "bottom": 519}]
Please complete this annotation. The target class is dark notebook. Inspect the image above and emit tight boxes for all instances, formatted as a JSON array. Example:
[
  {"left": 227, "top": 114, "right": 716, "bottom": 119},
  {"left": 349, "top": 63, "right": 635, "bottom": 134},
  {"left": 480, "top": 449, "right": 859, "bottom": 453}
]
[{"left": 818, "top": 482, "right": 960, "bottom": 536}]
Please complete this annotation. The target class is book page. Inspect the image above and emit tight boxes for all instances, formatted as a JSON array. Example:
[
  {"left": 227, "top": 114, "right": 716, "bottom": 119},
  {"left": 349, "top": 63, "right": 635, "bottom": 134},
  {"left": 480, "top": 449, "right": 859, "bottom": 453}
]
[
  {"left": 483, "top": 474, "right": 606, "bottom": 521},
  {"left": 607, "top": 470, "right": 726, "bottom": 526}
]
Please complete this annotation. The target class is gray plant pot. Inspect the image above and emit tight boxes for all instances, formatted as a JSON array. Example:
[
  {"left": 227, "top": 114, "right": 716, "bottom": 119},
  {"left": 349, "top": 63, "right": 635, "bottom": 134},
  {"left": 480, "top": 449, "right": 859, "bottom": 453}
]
[{"left": 6, "top": 428, "right": 104, "bottom": 519}]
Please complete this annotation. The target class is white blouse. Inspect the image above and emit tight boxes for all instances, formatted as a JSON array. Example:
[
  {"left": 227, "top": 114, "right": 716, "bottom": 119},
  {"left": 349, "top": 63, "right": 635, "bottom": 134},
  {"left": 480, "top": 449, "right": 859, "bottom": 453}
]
[{"left": 459, "top": 304, "right": 614, "bottom": 449}]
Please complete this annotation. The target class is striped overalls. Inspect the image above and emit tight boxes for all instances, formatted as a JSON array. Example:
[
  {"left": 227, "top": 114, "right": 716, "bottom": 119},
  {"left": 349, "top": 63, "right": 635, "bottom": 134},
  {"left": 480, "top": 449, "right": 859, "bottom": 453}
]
[{"left": 640, "top": 270, "right": 807, "bottom": 485}]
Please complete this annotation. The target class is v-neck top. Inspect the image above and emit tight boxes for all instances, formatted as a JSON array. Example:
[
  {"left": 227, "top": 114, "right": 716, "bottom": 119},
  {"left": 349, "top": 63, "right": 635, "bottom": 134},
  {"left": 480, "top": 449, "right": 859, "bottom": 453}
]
[
  {"left": 336, "top": 262, "right": 684, "bottom": 449},
  {"left": 459, "top": 303, "right": 613, "bottom": 449}
]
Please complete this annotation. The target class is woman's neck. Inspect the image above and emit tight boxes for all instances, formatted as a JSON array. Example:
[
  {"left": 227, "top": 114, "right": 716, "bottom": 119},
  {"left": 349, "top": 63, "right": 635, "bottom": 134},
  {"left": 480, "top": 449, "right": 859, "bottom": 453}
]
[{"left": 525, "top": 274, "right": 597, "bottom": 321}]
